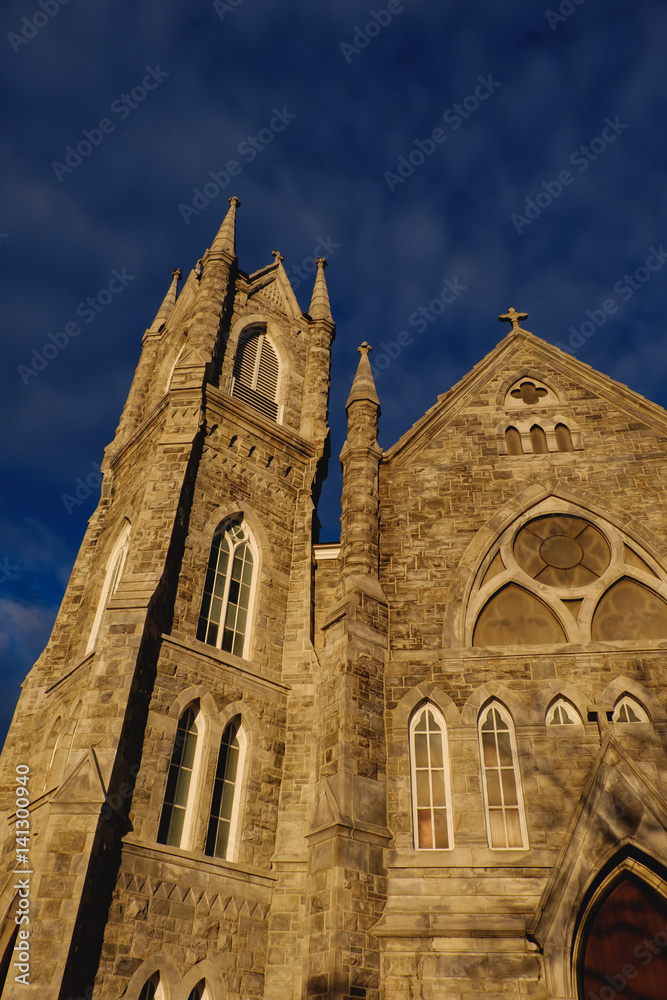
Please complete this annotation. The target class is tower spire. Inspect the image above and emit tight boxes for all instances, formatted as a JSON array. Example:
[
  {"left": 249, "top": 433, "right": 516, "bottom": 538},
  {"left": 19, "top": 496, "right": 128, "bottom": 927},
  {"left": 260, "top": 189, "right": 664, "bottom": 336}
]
[
  {"left": 148, "top": 268, "right": 182, "bottom": 333},
  {"left": 346, "top": 341, "right": 380, "bottom": 409},
  {"left": 309, "top": 257, "right": 332, "bottom": 321},
  {"left": 339, "top": 342, "right": 382, "bottom": 598},
  {"left": 208, "top": 195, "right": 241, "bottom": 258}
]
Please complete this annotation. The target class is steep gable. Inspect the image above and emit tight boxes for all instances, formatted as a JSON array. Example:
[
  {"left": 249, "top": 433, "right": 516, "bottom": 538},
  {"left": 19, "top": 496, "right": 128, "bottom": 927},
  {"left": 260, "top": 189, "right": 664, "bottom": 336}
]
[{"left": 384, "top": 325, "right": 667, "bottom": 469}]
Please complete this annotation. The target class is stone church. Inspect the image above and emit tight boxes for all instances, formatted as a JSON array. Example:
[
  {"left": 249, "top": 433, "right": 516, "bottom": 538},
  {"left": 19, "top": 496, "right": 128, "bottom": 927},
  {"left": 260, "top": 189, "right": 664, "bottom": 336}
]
[{"left": 1, "top": 198, "right": 667, "bottom": 1000}]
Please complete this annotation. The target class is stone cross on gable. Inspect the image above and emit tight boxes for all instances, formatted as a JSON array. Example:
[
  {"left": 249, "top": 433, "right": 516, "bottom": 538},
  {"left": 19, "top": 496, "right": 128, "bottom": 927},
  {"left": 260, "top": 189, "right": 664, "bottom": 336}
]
[
  {"left": 499, "top": 307, "right": 528, "bottom": 332},
  {"left": 358, "top": 342, "right": 372, "bottom": 355},
  {"left": 271, "top": 250, "right": 284, "bottom": 263}
]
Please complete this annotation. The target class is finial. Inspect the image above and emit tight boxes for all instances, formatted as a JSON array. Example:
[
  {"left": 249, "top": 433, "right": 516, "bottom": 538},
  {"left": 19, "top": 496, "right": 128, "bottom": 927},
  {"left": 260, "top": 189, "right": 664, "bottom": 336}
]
[
  {"left": 499, "top": 307, "right": 528, "bottom": 332},
  {"left": 148, "top": 267, "right": 182, "bottom": 332},
  {"left": 208, "top": 196, "right": 241, "bottom": 257},
  {"left": 346, "top": 341, "right": 379, "bottom": 409},
  {"left": 272, "top": 250, "right": 284, "bottom": 263},
  {"left": 308, "top": 256, "right": 333, "bottom": 322}
]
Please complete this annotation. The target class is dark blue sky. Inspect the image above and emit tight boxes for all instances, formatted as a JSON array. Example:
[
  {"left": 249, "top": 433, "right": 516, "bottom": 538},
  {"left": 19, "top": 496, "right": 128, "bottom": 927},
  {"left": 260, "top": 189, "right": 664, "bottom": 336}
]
[{"left": 2, "top": 0, "right": 667, "bottom": 742}]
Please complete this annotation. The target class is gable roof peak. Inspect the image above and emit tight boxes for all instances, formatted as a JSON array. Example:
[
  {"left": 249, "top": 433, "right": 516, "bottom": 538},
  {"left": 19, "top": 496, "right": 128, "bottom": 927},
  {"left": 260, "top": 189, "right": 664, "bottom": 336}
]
[{"left": 499, "top": 306, "right": 532, "bottom": 336}]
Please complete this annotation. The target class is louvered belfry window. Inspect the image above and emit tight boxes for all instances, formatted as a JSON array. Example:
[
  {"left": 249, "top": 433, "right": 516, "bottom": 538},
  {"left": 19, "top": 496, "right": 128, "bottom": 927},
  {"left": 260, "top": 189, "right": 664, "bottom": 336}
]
[{"left": 232, "top": 331, "right": 279, "bottom": 420}]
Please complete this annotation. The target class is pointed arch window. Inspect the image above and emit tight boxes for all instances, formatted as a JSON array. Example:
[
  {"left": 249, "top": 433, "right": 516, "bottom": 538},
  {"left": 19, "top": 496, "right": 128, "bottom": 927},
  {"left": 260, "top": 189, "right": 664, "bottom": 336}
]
[
  {"left": 612, "top": 696, "right": 650, "bottom": 724},
  {"left": 138, "top": 975, "right": 162, "bottom": 1000},
  {"left": 86, "top": 521, "right": 131, "bottom": 654},
  {"left": 157, "top": 707, "right": 201, "bottom": 849},
  {"left": 529, "top": 424, "right": 548, "bottom": 454},
  {"left": 555, "top": 422, "right": 574, "bottom": 452},
  {"left": 546, "top": 697, "right": 582, "bottom": 726},
  {"left": 206, "top": 718, "right": 246, "bottom": 861},
  {"left": 197, "top": 518, "right": 255, "bottom": 657},
  {"left": 232, "top": 331, "right": 280, "bottom": 420},
  {"left": 479, "top": 703, "right": 527, "bottom": 849},
  {"left": 409, "top": 704, "right": 453, "bottom": 850},
  {"left": 187, "top": 985, "right": 206, "bottom": 1000},
  {"left": 505, "top": 426, "right": 523, "bottom": 455}
]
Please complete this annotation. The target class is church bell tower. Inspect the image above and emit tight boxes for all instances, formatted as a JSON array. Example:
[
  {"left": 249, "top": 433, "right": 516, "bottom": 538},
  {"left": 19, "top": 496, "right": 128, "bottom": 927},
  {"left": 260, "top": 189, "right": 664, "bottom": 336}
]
[{"left": 0, "top": 199, "right": 334, "bottom": 1000}]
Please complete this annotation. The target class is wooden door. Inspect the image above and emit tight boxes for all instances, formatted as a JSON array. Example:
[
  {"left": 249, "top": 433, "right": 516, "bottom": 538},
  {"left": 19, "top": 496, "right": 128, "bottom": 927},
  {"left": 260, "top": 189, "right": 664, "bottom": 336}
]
[{"left": 579, "top": 877, "right": 667, "bottom": 1000}]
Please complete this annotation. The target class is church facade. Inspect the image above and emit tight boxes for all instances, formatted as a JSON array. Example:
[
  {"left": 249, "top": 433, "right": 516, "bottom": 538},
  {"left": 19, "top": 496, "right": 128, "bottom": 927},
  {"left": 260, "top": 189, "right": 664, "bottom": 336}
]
[{"left": 1, "top": 200, "right": 667, "bottom": 1000}]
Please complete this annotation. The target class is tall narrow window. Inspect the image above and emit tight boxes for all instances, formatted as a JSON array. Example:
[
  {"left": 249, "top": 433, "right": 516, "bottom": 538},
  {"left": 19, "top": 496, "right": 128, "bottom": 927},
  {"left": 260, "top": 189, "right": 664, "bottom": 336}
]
[
  {"left": 555, "top": 422, "right": 574, "bottom": 452},
  {"left": 187, "top": 981, "right": 206, "bottom": 1000},
  {"left": 157, "top": 707, "right": 200, "bottom": 849},
  {"left": 529, "top": 424, "right": 548, "bottom": 454},
  {"left": 86, "top": 521, "right": 131, "bottom": 654},
  {"left": 232, "top": 331, "right": 280, "bottom": 420},
  {"left": 479, "top": 703, "right": 527, "bottom": 849},
  {"left": 206, "top": 719, "right": 246, "bottom": 860},
  {"left": 197, "top": 519, "right": 255, "bottom": 657},
  {"left": 505, "top": 426, "right": 523, "bottom": 455},
  {"left": 409, "top": 704, "right": 453, "bottom": 850}
]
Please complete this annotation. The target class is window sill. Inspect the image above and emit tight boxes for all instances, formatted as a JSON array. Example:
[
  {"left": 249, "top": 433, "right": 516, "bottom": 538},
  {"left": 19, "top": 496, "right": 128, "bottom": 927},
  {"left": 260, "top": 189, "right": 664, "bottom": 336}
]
[{"left": 121, "top": 835, "right": 277, "bottom": 887}]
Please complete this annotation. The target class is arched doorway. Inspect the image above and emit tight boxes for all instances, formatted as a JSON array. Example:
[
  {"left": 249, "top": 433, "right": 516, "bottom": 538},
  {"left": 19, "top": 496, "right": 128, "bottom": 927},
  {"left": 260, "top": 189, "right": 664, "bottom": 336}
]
[{"left": 578, "top": 876, "right": 667, "bottom": 999}]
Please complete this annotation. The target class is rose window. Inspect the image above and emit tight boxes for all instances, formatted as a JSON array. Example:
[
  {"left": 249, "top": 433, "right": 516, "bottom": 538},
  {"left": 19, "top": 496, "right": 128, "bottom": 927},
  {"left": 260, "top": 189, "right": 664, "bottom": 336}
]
[
  {"left": 513, "top": 515, "right": 610, "bottom": 589},
  {"left": 471, "top": 509, "right": 667, "bottom": 646}
]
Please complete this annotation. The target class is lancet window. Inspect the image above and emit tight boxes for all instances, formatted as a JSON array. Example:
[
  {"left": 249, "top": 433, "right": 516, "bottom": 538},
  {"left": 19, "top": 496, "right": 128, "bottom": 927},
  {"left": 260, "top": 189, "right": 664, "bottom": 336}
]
[
  {"left": 409, "top": 704, "right": 453, "bottom": 850},
  {"left": 478, "top": 703, "right": 527, "bottom": 849},
  {"left": 197, "top": 518, "right": 256, "bottom": 658}
]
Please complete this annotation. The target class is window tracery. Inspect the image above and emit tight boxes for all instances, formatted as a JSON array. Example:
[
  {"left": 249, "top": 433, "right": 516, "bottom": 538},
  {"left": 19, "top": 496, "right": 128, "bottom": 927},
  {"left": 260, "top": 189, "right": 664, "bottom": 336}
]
[
  {"left": 470, "top": 508, "right": 667, "bottom": 646},
  {"left": 197, "top": 518, "right": 256, "bottom": 657}
]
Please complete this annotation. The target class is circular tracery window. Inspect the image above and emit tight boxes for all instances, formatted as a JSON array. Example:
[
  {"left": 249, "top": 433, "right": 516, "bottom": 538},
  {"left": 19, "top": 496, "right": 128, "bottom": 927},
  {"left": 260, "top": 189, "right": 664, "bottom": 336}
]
[{"left": 513, "top": 515, "right": 610, "bottom": 589}]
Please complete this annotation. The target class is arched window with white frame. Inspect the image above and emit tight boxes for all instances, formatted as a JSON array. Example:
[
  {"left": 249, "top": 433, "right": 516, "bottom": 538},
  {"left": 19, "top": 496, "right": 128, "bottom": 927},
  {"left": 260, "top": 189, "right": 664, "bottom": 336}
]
[
  {"left": 409, "top": 703, "right": 453, "bottom": 850},
  {"left": 612, "top": 695, "right": 650, "bottom": 724},
  {"left": 478, "top": 702, "right": 528, "bottom": 849},
  {"left": 546, "top": 697, "right": 583, "bottom": 726},
  {"left": 157, "top": 705, "right": 204, "bottom": 850},
  {"left": 231, "top": 329, "right": 280, "bottom": 421},
  {"left": 197, "top": 518, "right": 257, "bottom": 658},
  {"left": 86, "top": 521, "right": 131, "bottom": 653},
  {"left": 205, "top": 718, "right": 246, "bottom": 861}
]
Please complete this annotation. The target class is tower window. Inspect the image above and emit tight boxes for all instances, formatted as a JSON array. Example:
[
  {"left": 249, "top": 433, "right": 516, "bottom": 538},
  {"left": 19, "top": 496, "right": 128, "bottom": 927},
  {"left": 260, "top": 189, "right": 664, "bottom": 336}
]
[
  {"left": 157, "top": 707, "right": 200, "bottom": 849},
  {"left": 232, "top": 331, "right": 279, "bottom": 420},
  {"left": 86, "top": 521, "right": 131, "bottom": 654},
  {"left": 409, "top": 704, "right": 453, "bottom": 849},
  {"left": 197, "top": 519, "right": 255, "bottom": 657},
  {"left": 479, "top": 703, "right": 528, "bottom": 849},
  {"left": 205, "top": 719, "right": 246, "bottom": 860}
]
